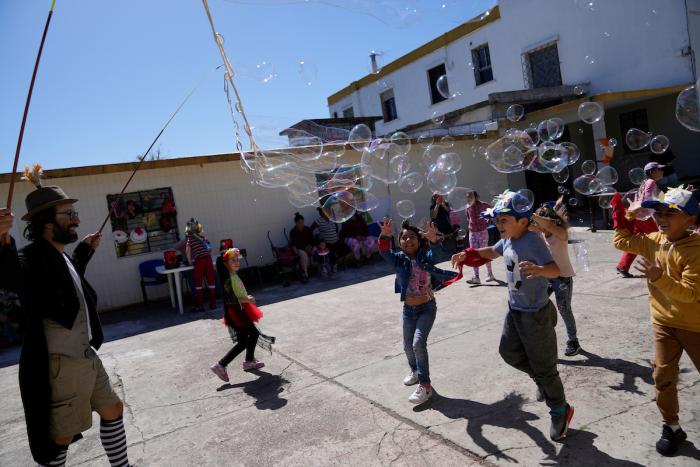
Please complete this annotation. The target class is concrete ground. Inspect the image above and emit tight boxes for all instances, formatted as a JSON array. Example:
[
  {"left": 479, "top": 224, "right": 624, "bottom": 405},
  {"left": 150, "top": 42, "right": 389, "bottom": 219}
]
[{"left": 1, "top": 228, "right": 699, "bottom": 466}]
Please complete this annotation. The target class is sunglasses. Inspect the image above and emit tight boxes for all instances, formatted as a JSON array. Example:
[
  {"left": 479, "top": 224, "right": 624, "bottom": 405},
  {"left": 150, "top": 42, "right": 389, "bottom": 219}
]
[{"left": 55, "top": 210, "right": 79, "bottom": 219}]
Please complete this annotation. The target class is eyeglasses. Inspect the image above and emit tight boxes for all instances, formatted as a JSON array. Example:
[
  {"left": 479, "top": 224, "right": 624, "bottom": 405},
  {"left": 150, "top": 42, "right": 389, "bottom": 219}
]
[{"left": 55, "top": 210, "right": 79, "bottom": 219}]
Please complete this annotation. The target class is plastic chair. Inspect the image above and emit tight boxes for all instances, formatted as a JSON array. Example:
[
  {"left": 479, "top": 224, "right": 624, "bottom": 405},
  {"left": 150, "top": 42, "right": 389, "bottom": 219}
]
[{"left": 139, "top": 259, "right": 167, "bottom": 305}]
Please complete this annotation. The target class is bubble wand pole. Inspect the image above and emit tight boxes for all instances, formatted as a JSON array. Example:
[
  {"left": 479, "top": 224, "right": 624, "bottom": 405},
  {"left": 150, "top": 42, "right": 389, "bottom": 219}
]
[{"left": 3, "top": 0, "right": 57, "bottom": 245}]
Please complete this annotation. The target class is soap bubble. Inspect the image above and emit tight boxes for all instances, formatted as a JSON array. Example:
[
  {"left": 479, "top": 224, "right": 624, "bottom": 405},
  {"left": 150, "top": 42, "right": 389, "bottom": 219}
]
[
  {"left": 523, "top": 127, "right": 540, "bottom": 147},
  {"left": 427, "top": 167, "right": 457, "bottom": 195},
  {"left": 436, "top": 74, "right": 450, "bottom": 99},
  {"left": 649, "top": 135, "right": 670, "bottom": 154},
  {"left": 447, "top": 187, "right": 474, "bottom": 211},
  {"left": 596, "top": 165, "right": 618, "bottom": 185},
  {"left": 513, "top": 189, "right": 535, "bottom": 213},
  {"left": 361, "top": 144, "right": 401, "bottom": 184},
  {"left": 422, "top": 144, "right": 443, "bottom": 169},
  {"left": 431, "top": 111, "right": 445, "bottom": 125},
  {"left": 628, "top": 167, "right": 645, "bottom": 185},
  {"left": 456, "top": 228, "right": 467, "bottom": 240},
  {"left": 389, "top": 131, "right": 411, "bottom": 155},
  {"left": 568, "top": 197, "right": 579, "bottom": 206},
  {"left": 398, "top": 172, "right": 423, "bottom": 193},
  {"left": 322, "top": 191, "right": 356, "bottom": 223},
  {"left": 503, "top": 145, "right": 524, "bottom": 166},
  {"left": 573, "top": 174, "right": 603, "bottom": 195},
  {"left": 608, "top": 138, "right": 617, "bottom": 147},
  {"left": 578, "top": 102, "right": 604, "bottom": 124},
  {"left": 439, "top": 135, "right": 455, "bottom": 148},
  {"left": 417, "top": 134, "right": 434, "bottom": 147},
  {"left": 557, "top": 185, "right": 570, "bottom": 194},
  {"left": 625, "top": 128, "right": 651, "bottom": 151},
  {"left": 506, "top": 104, "right": 525, "bottom": 122},
  {"left": 581, "top": 160, "right": 597, "bottom": 175},
  {"left": 577, "top": 127, "right": 584, "bottom": 135},
  {"left": 537, "top": 119, "right": 562, "bottom": 142},
  {"left": 675, "top": 81, "right": 700, "bottom": 132},
  {"left": 250, "top": 60, "right": 275, "bottom": 83},
  {"left": 537, "top": 142, "right": 568, "bottom": 173},
  {"left": 396, "top": 199, "right": 416, "bottom": 219},
  {"left": 553, "top": 167, "right": 570, "bottom": 184},
  {"left": 574, "top": 85, "right": 585, "bottom": 96},
  {"left": 298, "top": 60, "right": 318, "bottom": 86},
  {"left": 597, "top": 191, "right": 615, "bottom": 209},
  {"left": 434, "top": 152, "right": 462, "bottom": 174},
  {"left": 354, "top": 192, "right": 380, "bottom": 212},
  {"left": 390, "top": 154, "right": 411, "bottom": 176},
  {"left": 348, "top": 124, "right": 372, "bottom": 151},
  {"left": 559, "top": 142, "right": 581, "bottom": 165}
]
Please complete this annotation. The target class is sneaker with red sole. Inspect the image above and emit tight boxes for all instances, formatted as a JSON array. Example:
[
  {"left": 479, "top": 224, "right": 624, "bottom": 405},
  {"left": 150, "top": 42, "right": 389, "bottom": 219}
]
[
  {"left": 210, "top": 363, "right": 229, "bottom": 382},
  {"left": 243, "top": 359, "right": 265, "bottom": 371},
  {"left": 550, "top": 404, "right": 574, "bottom": 441}
]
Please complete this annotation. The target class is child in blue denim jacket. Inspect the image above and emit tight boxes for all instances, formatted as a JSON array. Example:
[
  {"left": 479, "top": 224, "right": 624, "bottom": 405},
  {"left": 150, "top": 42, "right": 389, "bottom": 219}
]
[{"left": 378, "top": 218, "right": 458, "bottom": 405}]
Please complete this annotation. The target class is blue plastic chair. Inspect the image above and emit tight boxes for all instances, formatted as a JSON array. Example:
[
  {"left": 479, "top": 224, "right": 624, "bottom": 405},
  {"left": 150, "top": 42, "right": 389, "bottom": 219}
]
[{"left": 139, "top": 259, "right": 167, "bottom": 305}]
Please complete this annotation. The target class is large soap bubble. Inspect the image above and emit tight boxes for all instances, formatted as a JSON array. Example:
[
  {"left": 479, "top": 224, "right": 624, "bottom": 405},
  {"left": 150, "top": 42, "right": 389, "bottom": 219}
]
[
  {"left": 649, "top": 135, "right": 670, "bottom": 154},
  {"left": 389, "top": 131, "right": 411, "bottom": 155},
  {"left": 447, "top": 187, "right": 474, "bottom": 211},
  {"left": 581, "top": 160, "right": 597, "bottom": 175},
  {"left": 348, "top": 124, "right": 373, "bottom": 151},
  {"left": 596, "top": 165, "right": 618, "bottom": 185},
  {"left": 427, "top": 167, "right": 457, "bottom": 195},
  {"left": 675, "top": 81, "right": 700, "bottom": 132},
  {"left": 625, "top": 128, "right": 651, "bottom": 151},
  {"left": 537, "top": 119, "right": 563, "bottom": 142},
  {"left": 389, "top": 154, "right": 411, "bottom": 177},
  {"left": 398, "top": 172, "right": 424, "bottom": 193},
  {"left": 573, "top": 174, "right": 604, "bottom": 195},
  {"left": 506, "top": 104, "right": 525, "bottom": 122},
  {"left": 396, "top": 199, "right": 416, "bottom": 219},
  {"left": 434, "top": 152, "right": 462, "bottom": 174},
  {"left": 628, "top": 167, "right": 645, "bottom": 185},
  {"left": 360, "top": 144, "right": 401, "bottom": 184},
  {"left": 578, "top": 102, "right": 604, "bottom": 124},
  {"left": 436, "top": 74, "right": 450, "bottom": 99},
  {"left": 322, "top": 191, "right": 356, "bottom": 223},
  {"left": 431, "top": 111, "right": 445, "bottom": 125},
  {"left": 537, "top": 142, "right": 568, "bottom": 173}
]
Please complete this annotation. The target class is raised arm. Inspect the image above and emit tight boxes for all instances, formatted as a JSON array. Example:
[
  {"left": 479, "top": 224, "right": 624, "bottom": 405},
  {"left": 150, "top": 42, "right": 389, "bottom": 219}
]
[{"left": 531, "top": 214, "right": 567, "bottom": 241}]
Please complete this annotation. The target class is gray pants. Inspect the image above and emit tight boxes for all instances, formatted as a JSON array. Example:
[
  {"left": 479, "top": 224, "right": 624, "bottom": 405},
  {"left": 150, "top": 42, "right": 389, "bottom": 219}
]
[{"left": 499, "top": 301, "right": 566, "bottom": 409}]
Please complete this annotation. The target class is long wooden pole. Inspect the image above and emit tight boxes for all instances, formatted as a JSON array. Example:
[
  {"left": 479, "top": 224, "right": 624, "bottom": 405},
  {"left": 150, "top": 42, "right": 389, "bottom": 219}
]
[{"left": 3, "top": 1, "right": 57, "bottom": 245}]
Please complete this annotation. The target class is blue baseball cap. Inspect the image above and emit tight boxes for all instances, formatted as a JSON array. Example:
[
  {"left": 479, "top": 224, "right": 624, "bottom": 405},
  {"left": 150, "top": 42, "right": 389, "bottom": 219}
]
[{"left": 641, "top": 186, "right": 699, "bottom": 216}]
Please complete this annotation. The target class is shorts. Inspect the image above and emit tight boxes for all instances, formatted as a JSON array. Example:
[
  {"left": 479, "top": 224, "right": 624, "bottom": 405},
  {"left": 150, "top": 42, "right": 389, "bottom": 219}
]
[{"left": 48, "top": 352, "right": 120, "bottom": 438}]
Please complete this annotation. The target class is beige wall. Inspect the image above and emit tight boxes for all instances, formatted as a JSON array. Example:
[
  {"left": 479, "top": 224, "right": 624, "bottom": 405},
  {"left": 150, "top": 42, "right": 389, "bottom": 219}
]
[{"left": 1, "top": 138, "right": 504, "bottom": 311}]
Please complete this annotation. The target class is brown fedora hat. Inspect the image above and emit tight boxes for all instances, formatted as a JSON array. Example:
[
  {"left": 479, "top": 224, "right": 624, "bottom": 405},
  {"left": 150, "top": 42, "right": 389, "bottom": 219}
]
[{"left": 22, "top": 186, "right": 78, "bottom": 221}]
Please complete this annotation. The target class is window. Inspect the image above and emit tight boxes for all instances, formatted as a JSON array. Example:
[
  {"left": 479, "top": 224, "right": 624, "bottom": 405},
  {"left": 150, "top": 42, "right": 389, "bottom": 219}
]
[
  {"left": 106, "top": 187, "right": 180, "bottom": 258},
  {"left": 342, "top": 106, "right": 354, "bottom": 118},
  {"left": 471, "top": 44, "right": 493, "bottom": 86},
  {"left": 427, "top": 64, "right": 448, "bottom": 104},
  {"left": 620, "top": 109, "right": 649, "bottom": 154},
  {"left": 524, "top": 43, "right": 562, "bottom": 89},
  {"left": 380, "top": 89, "right": 398, "bottom": 122},
  {"left": 333, "top": 111, "right": 338, "bottom": 119}
]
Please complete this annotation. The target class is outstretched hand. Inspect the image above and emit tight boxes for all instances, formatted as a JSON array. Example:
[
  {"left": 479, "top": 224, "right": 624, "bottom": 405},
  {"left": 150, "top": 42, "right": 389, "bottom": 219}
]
[
  {"left": 0, "top": 208, "right": 13, "bottom": 243},
  {"left": 82, "top": 232, "right": 102, "bottom": 250},
  {"left": 451, "top": 252, "right": 466, "bottom": 268},
  {"left": 634, "top": 257, "right": 663, "bottom": 282},
  {"left": 424, "top": 222, "right": 439, "bottom": 244},
  {"left": 380, "top": 217, "right": 394, "bottom": 237}
]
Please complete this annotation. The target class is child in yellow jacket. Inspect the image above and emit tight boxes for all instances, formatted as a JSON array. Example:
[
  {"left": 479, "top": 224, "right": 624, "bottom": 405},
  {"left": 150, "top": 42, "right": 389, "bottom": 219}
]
[{"left": 611, "top": 186, "right": 700, "bottom": 456}]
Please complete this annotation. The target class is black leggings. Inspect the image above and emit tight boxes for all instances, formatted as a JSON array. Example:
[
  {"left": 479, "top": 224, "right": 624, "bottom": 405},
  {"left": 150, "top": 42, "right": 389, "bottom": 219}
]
[{"left": 219, "top": 325, "right": 260, "bottom": 367}]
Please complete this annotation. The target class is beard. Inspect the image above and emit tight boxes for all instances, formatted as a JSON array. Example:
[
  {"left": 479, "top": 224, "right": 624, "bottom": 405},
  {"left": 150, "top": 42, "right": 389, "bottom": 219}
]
[{"left": 53, "top": 222, "right": 79, "bottom": 245}]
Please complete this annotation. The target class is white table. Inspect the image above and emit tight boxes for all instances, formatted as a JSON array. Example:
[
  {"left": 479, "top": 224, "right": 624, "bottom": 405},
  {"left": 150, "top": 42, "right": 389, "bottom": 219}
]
[{"left": 155, "top": 265, "right": 194, "bottom": 315}]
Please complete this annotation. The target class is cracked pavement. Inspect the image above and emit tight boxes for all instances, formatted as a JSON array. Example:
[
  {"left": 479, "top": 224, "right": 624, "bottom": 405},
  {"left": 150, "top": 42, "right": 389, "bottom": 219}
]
[{"left": 1, "top": 229, "right": 699, "bottom": 466}]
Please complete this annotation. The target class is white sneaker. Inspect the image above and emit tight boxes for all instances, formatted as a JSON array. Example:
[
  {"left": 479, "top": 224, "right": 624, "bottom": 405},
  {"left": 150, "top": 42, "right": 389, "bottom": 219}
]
[
  {"left": 486, "top": 275, "right": 497, "bottom": 282},
  {"left": 466, "top": 277, "right": 481, "bottom": 285},
  {"left": 408, "top": 385, "right": 433, "bottom": 405},
  {"left": 403, "top": 371, "right": 418, "bottom": 386}
]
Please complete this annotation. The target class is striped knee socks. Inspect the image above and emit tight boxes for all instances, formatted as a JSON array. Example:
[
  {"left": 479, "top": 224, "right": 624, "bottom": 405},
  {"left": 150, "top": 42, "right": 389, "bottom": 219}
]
[
  {"left": 39, "top": 446, "right": 68, "bottom": 467},
  {"left": 100, "top": 416, "right": 130, "bottom": 467}
]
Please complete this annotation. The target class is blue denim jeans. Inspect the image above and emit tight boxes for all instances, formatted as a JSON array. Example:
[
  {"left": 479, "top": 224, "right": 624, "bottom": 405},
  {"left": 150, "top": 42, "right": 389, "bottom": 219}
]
[
  {"left": 402, "top": 299, "right": 437, "bottom": 384},
  {"left": 550, "top": 276, "right": 577, "bottom": 341}
]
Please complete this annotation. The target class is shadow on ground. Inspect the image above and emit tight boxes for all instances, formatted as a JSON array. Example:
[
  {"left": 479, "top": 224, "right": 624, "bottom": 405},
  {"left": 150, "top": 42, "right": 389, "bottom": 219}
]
[
  {"left": 415, "top": 391, "right": 646, "bottom": 465},
  {"left": 216, "top": 369, "right": 289, "bottom": 411},
  {"left": 558, "top": 350, "right": 654, "bottom": 395}
]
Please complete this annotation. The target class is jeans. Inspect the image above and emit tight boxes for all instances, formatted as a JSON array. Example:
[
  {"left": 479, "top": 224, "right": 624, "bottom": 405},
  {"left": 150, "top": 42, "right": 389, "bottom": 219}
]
[
  {"left": 499, "top": 301, "right": 566, "bottom": 409},
  {"left": 402, "top": 300, "right": 437, "bottom": 385},
  {"left": 550, "top": 277, "right": 577, "bottom": 341}
]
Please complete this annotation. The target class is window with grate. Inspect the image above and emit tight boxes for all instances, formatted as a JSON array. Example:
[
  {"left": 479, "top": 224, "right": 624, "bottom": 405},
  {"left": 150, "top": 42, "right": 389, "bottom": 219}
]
[
  {"left": 342, "top": 106, "right": 354, "bottom": 118},
  {"left": 524, "top": 43, "right": 562, "bottom": 89},
  {"left": 471, "top": 44, "right": 493, "bottom": 86},
  {"left": 620, "top": 109, "right": 649, "bottom": 154},
  {"left": 106, "top": 187, "right": 179, "bottom": 258},
  {"left": 427, "top": 64, "right": 448, "bottom": 105},
  {"left": 380, "top": 89, "right": 398, "bottom": 122}
]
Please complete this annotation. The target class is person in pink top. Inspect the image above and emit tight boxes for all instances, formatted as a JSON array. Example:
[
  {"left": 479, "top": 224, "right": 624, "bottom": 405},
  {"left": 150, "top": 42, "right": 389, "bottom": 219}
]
[
  {"left": 465, "top": 191, "right": 495, "bottom": 284},
  {"left": 616, "top": 162, "right": 662, "bottom": 278}
]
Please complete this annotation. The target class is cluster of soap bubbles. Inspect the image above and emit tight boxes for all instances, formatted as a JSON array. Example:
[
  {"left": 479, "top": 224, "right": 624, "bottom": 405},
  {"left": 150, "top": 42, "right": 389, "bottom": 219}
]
[
  {"left": 676, "top": 80, "right": 700, "bottom": 132},
  {"left": 625, "top": 128, "right": 670, "bottom": 154}
]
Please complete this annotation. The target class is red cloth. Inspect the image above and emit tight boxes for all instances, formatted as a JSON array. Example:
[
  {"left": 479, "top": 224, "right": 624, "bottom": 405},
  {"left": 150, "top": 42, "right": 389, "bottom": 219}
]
[
  {"left": 616, "top": 217, "right": 658, "bottom": 272},
  {"left": 610, "top": 193, "right": 635, "bottom": 232},
  {"left": 378, "top": 237, "right": 391, "bottom": 252},
  {"left": 442, "top": 248, "right": 492, "bottom": 286},
  {"left": 242, "top": 303, "right": 264, "bottom": 322}
]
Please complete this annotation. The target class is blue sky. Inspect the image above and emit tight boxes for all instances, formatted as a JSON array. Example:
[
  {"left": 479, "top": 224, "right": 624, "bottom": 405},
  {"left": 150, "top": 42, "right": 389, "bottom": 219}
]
[{"left": 0, "top": 0, "right": 495, "bottom": 171}]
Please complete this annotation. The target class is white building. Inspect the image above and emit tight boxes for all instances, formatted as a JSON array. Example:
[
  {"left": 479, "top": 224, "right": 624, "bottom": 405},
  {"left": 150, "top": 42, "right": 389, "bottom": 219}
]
[{"left": 326, "top": 0, "right": 700, "bottom": 204}]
